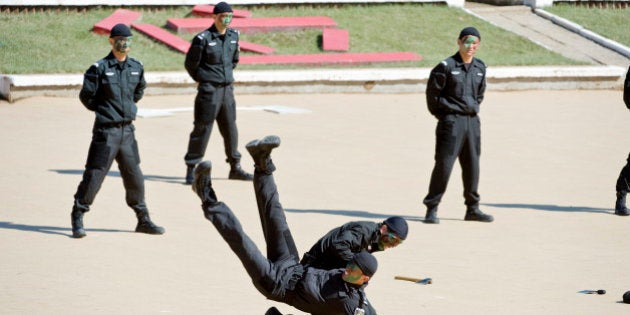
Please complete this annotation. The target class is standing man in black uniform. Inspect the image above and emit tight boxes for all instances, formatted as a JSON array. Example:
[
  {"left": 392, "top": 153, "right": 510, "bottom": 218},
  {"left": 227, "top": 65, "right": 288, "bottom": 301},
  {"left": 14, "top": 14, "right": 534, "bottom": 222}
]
[
  {"left": 71, "top": 24, "right": 165, "bottom": 238},
  {"left": 614, "top": 65, "right": 630, "bottom": 215},
  {"left": 183, "top": 1, "right": 252, "bottom": 184},
  {"left": 192, "top": 135, "right": 377, "bottom": 314},
  {"left": 301, "top": 216, "right": 407, "bottom": 271},
  {"left": 423, "top": 27, "right": 493, "bottom": 224}
]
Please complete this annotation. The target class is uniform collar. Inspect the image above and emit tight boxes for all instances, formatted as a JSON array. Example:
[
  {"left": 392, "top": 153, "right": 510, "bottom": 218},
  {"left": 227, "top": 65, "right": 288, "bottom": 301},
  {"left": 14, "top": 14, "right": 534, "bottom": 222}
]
[
  {"left": 105, "top": 51, "right": 128, "bottom": 69},
  {"left": 452, "top": 51, "right": 477, "bottom": 68}
]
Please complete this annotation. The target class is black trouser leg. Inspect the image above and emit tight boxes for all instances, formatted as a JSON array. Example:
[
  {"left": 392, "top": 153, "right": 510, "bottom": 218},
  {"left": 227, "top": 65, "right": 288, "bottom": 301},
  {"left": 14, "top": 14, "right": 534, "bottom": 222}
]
[
  {"left": 615, "top": 153, "right": 630, "bottom": 193},
  {"left": 253, "top": 170, "right": 299, "bottom": 263},
  {"left": 423, "top": 115, "right": 465, "bottom": 209},
  {"left": 116, "top": 125, "right": 148, "bottom": 213},
  {"left": 74, "top": 126, "right": 121, "bottom": 209},
  {"left": 202, "top": 201, "right": 278, "bottom": 296},
  {"left": 216, "top": 85, "right": 242, "bottom": 165},
  {"left": 460, "top": 116, "right": 481, "bottom": 208},
  {"left": 184, "top": 83, "right": 219, "bottom": 166}
]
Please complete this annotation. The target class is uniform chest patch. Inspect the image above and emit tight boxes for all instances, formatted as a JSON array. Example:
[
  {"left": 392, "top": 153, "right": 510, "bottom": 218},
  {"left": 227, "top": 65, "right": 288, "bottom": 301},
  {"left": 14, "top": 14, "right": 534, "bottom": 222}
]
[
  {"left": 131, "top": 71, "right": 139, "bottom": 75},
  {"left": 451, "top": 71, "right": 461, "bottom": 75},
  {"left": 105, "top": 72, "right": 114, "bottom": 76},
  {"left": 476, "top": 72, "right": 483, "bottom": 76},
  {"left": 208, "top": 42, "right": 217, "bottom": 46},
  {"left": 230, "top": 40, "right": 237, "bottom": 44}
]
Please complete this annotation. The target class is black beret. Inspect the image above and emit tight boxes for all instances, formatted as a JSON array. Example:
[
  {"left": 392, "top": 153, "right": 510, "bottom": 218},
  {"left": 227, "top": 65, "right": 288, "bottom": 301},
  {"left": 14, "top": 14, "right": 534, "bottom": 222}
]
[
  {"left": 384, "top": 216, "right": 408, "bottom": 239},
  {"left": 352, "top": 251, "right": 378, "bottom": 277},
  {"left": 110, "top": 23, "right": 132, "bottom": 38},
  {"left": 459, "top": 26, "right": 481, "bottom": 41},
  {"left": 213, "top": 2, "right": 233, "bottom": 14},
  {"left": 623, "top": 291, "right": 630, "bottom": 303}
]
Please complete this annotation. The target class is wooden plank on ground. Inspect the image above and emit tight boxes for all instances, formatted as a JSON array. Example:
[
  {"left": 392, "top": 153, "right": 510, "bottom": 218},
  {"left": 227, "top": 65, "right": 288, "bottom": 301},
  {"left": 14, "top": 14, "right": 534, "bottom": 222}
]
[
  {"left": 239, "top": 52, "right": 422, "bottom": 65},
  {"left": 322, "top": 28, "right": 349, "bottom": 51},
  {"left": 166, "top": 16, "right": 337, "bottom": 34},
  {"left": 192, "top": 5, "right": 252, "bottom": 18},
  {"left": 93, "top": 9, "right": 142, "bottom": 35}
]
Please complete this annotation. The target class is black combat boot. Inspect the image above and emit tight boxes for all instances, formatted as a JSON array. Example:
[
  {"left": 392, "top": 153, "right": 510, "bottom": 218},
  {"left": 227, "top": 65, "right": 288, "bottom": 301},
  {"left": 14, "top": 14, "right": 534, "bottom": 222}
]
[
  {"left": 135, "top": 211, "right": 165, "bottom": 235},
  {"left": 192, "top": 161, "right": 218, "bottom": 204},
  {"left": 423, "top": 207, "right": 439, "bottom": 224},
  {"left": 464, "top": 208, "right": 494, "bottom": 222},
  {"left": 228, "top": 162, "right": 253, "bottom": 181},
  {"left": 71, "top": 206, "right": 87, "bottom": 238},
  {"left": 246, "top": 135, "right": 281, "bottom": 173},
  {"left": 185, "top": 165, "right": 195, "bottom": 185},
  {"left": 615, "top": 192, "right": 630, "bottom": 216}
]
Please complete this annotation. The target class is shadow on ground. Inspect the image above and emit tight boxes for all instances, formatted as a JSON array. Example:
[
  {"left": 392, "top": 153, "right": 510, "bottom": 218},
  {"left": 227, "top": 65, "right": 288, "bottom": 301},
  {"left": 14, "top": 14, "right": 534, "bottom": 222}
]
[
  {"left": 0, "top": 221, "right": 128, "bottom": 238},
  {"left": 483, "top": 203, "right": 612, "bottom": 214},
  {"left": 285, "top": 208, "right": 422, "bottom": 221}
]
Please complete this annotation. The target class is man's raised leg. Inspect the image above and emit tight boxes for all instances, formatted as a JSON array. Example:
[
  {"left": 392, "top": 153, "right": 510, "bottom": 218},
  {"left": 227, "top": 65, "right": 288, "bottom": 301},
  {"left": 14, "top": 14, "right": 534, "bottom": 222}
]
[
  {"left": 192, "top": 161, "right": 278, "bottom": 289},
  {"left": 247, "top": 136, "right": 299, "bottom": 263}
]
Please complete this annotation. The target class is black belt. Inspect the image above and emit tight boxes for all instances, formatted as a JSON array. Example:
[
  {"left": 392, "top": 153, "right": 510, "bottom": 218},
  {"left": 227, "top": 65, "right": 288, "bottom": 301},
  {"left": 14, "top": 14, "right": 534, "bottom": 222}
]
[
  {"left": 205, "top": 82, "right": 231, "bottom": 87},
  {"left": 99, "top": 121, "right": 132, "bottom": 128}
]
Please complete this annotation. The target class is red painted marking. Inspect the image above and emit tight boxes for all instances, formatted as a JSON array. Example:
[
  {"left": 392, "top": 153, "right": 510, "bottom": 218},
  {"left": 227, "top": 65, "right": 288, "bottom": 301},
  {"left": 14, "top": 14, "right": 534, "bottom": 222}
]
[
  {"left": 322, "top": 28, "right": 349, "bottom": 52},
  {"left": 166, "top": 16, "right": 337, "bottom": 34},
  {"left": 93, "top": 9, "right": 142, "bottom": 35},
  {"left": 239, "top": 52, "right": 422, "bottom": 65},
  {"left": 192, "top": 5, "right": 252, "bottom": 18}
]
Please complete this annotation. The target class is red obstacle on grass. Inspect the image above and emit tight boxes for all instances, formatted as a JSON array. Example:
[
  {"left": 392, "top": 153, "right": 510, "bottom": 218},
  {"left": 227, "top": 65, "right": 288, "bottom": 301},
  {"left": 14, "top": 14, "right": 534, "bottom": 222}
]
[
  {"left": 192, "top": 5, "right": 252, "bottom": 18},
  {"left": 166, "top": 16, "right": 337, "bottom": 34},
  {"left": 132, "top": 23, "right": 274, "bottom": 55},
  {"left": 132, "top": 24, "right": 191, "bottom": 53},
  {"left": 239, "top": 52, "right": 423, "bottom": 65},
  {"left": 322, "top": 28, "right": 349, "bottom": 52},
  {"left": 93, "top": 9, "right": 142, "bottom": 35}
]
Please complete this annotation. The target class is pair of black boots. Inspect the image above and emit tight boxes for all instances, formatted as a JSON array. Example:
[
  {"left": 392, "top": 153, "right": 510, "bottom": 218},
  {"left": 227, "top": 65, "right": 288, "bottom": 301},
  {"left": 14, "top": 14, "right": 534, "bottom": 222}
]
[
  {"left": 71, "top": 205, "right": 165, "bottom": 238},
  {"left": 192, "top": 135, "right": 280, "bottom": 204},
  {"left": 424, "top": 207, "right": 493, "bottom": 224},
  {"left": 185, "top": 162, "right": 253, "bottom": 184}
]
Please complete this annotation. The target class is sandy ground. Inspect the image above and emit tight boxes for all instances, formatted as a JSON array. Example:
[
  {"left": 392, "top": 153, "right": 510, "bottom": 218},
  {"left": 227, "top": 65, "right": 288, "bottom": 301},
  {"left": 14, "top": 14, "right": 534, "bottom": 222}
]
[{"left": 2, "top": 89, "right": 630, "bottom": 314}]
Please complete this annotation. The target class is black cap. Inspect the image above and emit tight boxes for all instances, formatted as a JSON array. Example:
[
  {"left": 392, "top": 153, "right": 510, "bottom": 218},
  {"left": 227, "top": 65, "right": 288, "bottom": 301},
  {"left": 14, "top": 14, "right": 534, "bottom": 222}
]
[
  {"left": 110, "top": 23, "right": 132, "bottom": 38},
  {"left": 459, "top": 26, "right": 481, "bottom": 41},
  {"left": 384, "top": 216, "right": 408, "bottom": 239},
  {"left": 213, "top": 2, "right": 233, "bottom": 14},
  {"left": 352, "top": 251, "right": 378, "bottom": 277},
  {"left": 623, "top": 291, "right": 630, "bottom": 304}
]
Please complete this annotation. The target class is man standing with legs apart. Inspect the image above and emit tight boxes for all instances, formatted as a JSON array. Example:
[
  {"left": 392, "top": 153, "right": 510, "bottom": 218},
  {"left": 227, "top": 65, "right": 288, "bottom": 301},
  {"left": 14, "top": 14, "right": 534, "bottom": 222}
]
[
  {"left": 192, "top": 135, "right": 377, "bottom": 314},
  {"left": 614, "top": 65, "right": 630, "bottom": 215},
  {"left": 183, "top": 1, "right": 252, "bottom": 184},
  {"left": 423, "top": 27, "right": 493, "bottom": 224},
  {"left": 71, "top": 23, "right": 165, "bottom": 238}
]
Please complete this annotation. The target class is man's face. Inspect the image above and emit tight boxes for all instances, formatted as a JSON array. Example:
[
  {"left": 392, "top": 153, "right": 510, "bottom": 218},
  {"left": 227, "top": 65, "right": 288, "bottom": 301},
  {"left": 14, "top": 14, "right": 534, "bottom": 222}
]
[
  {"left": 458, "top": 35, "right": 480, "bottom": 58},
  {"left": 342, "top": 262, "right": 369, "bottom": 285},
  {"left": 377, "top": 226, "right": 404, "bottom": 251},
  {"left": 110, "top": 36, "right": 132, "bottom": 54},
  {"left": 214, "top": 12, "right": 233, "bottom": 28}
]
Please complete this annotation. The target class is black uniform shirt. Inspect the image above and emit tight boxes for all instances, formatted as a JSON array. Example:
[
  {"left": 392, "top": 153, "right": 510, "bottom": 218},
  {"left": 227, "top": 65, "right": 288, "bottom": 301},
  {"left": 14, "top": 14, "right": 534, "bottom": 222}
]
[
  {"left": 184, "top": 25, "right": 239, "bottom": 84},
  {"left": 79, "top": 51, "right": 146, "bottom": 125},
  {"left": 426, "top": 52, "right": 487, "bottom": 118},
  {"left": 301, "top": 221, "right": 380, "bottom": 270},
  {"left": 290, "top": 268, "right": 377, "bottom": 315}
]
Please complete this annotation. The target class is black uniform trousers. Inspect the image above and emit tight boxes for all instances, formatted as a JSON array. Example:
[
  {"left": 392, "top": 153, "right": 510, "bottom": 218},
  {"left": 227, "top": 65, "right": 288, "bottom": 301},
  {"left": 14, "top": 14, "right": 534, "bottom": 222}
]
[
  {"left": 74, "top": 123, "right": 148, "bottom": 213},
  {"left": 202, "top": 170, "right": 302, "bottom": 301},
  {"left": 424, "top": 114, "right": 481, "bottom": 210},
  {"left": 185, "top": 83, "right": 242, "bottom": 166},
  {"left": 616, "top": 153, "right": 630, "bottom": 193}
]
